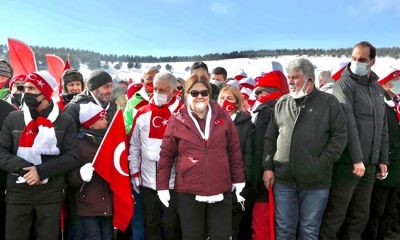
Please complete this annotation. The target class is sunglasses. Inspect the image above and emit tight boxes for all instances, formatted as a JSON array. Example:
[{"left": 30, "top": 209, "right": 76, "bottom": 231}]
[
  {"left": 189, "top": 90, "right": 209, "bottom": 98},
  {"left": 177, "top": 86, "right": 183, "bottom": 91}
]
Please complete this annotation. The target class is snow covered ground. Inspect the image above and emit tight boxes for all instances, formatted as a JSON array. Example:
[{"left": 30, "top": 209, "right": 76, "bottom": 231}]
[{"left": 79, "top": 55, "right": 400, "bottom": 83}]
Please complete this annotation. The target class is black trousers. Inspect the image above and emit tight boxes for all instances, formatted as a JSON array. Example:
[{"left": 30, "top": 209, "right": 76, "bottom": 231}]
[
  {"left": 141, "top": 186, "right": 181, "bottom": 240},
  {"left": 320, "top": 164, "right": 376, "bottom": 240},
  {"left": 0, "top": 184, "right": 5, "bottom": 240},
  {"left": 177, "top": 191, "right": 232, "bottom": 240},
  {"left": 6, "top": 201, "right": 62, "bottom": 240},
  {"left": 362, "top": 185, "right": 400, "bottom": 240}
]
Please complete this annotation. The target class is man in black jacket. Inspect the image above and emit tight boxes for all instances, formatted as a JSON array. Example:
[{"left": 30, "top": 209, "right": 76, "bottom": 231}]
[
  {"left": 263, "top": 58, "right": 347, "bottom": 240},
  {"left": 0, "top": 99, "right": 15, "bottom": 239},
  {"left": 0, "top": 71, "right": 80, "bottom": 240},
  {"left": 320, "top": 41, "right": 389, "bottom": 240}
]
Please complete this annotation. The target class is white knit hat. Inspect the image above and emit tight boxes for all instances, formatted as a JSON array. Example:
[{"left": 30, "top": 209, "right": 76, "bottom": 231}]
[{"left": 79, "top": 102, "right": 106, "bottom": 128}]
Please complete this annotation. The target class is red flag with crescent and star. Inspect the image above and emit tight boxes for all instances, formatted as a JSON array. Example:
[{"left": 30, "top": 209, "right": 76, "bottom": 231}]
[{"left": 92, "top": 109, "right": 134, "bottom": 231}]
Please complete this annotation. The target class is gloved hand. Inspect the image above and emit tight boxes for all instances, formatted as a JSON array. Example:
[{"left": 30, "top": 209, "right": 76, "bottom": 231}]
[
  {"left": 233, "top": 182, "right": 246, "bottom": 203},
  {"left": 80, "top": 163, "right": 94, "bottom": 182},
  {"left": 131, "top": 176, "right": 141, "bottom": 194},
  {"left": 157, "top": 190, "right": 170, "bottom": 208}
]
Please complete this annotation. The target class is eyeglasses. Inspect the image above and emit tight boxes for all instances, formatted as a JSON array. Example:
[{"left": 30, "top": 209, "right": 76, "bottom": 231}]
[
  {"left": 177, "top": 86, "right": 183, "bottom": 91},
  {"left": 189, "top": 90, "right": 209, "bottom": 98}
]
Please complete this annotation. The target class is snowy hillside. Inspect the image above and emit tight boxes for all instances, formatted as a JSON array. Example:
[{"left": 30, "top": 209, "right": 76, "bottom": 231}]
[{"left": 79, "top": 56, "right": 400, "bottom": 83}]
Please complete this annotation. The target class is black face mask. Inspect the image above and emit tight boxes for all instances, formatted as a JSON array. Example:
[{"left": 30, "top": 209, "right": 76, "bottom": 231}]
[
  {"left": 23, "top": 93, "right": 43, "bottom": 108},
  {"left": 11, "top": 94, "right": 22, "bottom": 107},
  {"left": 63, "top": 93, "right": 77, "bottom": 102}
]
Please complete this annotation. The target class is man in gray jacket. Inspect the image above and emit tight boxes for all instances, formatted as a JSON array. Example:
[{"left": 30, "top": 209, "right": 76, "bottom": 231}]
[
  {"left": 320, "top": 41, "right": 389, "bottom": 240},
  {"left": 263, "top": 58, "right": 347, "bottom": 240}
]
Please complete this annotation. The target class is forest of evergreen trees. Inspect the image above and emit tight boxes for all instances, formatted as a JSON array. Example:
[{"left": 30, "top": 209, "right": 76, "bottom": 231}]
[{"left": 1, "top": 44, "right": 399, "bottom": 70}]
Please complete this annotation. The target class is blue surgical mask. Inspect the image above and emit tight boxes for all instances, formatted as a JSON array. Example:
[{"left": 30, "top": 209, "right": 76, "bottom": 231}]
[{"left": 350, "top": 60, "right": 370, "bottom": 76}]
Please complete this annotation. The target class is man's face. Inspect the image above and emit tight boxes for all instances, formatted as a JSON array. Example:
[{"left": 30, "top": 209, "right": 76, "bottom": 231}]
[
  {"left": 212, "top": 74, "right": 225, "bottom": 82},
  {"left": 352, "top": 45, "right": 375, "bottom": 69},
  {"left": 191, "top": 69, "right": 211, "bottom": 81},
  {"left": 11, "top": 80, "right": 25, "bottom": 94},
  {"left": 143, "top": 71, "right": 158, "bottom": 85},
  {"left": 287, "top": 70, "right": 309, "bottom": 94},
  {"left": 93, "top": 82, "right": 113, "bottom": 103},
  {"left": 154, "top": 79, "right": 174, "bottom": 102},
  {"left": 319, "top": 76, "right": 327, "bottom": 88},
  {"left": 254, "top": 87, "right": 272, "bottom": 101},
  {"left": 66, "top": 81, "right": 83, "bottom": 94}
]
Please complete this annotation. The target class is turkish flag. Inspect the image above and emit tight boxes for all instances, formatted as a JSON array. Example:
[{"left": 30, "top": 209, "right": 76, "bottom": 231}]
[
  {"left": 92, "top": 110, "right": 134, "bottom": 231},
  {"left": 8, "top": 38, "right": 37, "bottom": 75},
  {"left": 46, "top": 54, "right": 65, "bottom": 94}
]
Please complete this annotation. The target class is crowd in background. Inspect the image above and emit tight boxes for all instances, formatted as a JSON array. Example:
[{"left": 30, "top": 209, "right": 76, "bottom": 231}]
[{"left": 0, "top": 40, "right": 399, "bottom": 240}]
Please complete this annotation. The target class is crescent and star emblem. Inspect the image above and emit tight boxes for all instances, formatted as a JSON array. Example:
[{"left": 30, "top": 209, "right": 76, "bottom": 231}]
[
  {"left": 152, "top": 116, "right": 168, "bottom": 128},
  {"left": 113, "top": 142, "right": 129, "bottom": 176}
]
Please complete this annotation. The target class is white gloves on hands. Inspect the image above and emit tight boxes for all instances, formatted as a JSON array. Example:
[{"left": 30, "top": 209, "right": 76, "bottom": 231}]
[
  {"left": 157, "top": 190, "right": 170, "bottom": 208},
  {"left": 131, "top": 176, "right": 141, "bottom": 194},
  {"left": 80, "top": 163, "right": 94, "bottom": 182},
  {"left": 233, "top": 182, "right": 246, "bottom": 203}
]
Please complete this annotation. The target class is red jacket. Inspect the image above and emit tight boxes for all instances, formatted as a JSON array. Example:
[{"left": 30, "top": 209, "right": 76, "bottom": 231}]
[{"left": 157, "top": 101, "right": 245, "bottom": 196}]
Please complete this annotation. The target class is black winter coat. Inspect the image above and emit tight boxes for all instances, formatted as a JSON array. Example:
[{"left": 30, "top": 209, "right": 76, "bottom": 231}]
[
  {"left": 333, "top": 66, "right": 389, "bottom": 166},
  {"left": 233, "top": 111, "right": 253, "bottom": 181},
  {"left": 64, "top": 90, "right": 117, "bottom": 130},
  {"left": 0, "top": 103, "right": 80, "bottom": 203},
  {"left": 252, "top": 101, "right": 275, "bottom": 201},
  {"left": 0, "top": 100, "right": 15, "bottom": 187},
  {"left": 378, "top": 94, "right": 400, "bottom": 186},
  {"left": 69, "top": 130, "right": 113, "bottom": 217}
]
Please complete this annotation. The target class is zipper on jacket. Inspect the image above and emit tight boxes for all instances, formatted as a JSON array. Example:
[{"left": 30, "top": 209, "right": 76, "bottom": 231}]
[
  {"left": 288, "top": 101, "right": 303, "bottom": 188},
  {"left": 205, "top": 139, "right": 210, "bottom": 194}
]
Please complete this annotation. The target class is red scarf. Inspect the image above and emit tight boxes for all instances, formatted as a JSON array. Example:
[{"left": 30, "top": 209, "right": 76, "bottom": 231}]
[
  {"left": 149, "top": 97, "right": 182, "bottom": 139},
  {"left": 258, "top": 91, "right": 282, "bottom": 104},
  {"left": 17, "top": 100, "right": 60, "bottom": 166}
]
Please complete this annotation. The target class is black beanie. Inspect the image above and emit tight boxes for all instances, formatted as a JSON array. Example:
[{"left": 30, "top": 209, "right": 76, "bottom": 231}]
[
  {"left": 87, "top": 70, "right": 112, "bottom": 91},
  {"left": 62, "top": 69, "right": 84, "bottom": 93}
]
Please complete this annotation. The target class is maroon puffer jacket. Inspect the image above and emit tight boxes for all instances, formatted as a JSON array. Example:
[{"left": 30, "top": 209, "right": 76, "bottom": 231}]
[{"left": 157, "top": 101, "right": 245, "bottom": 196}]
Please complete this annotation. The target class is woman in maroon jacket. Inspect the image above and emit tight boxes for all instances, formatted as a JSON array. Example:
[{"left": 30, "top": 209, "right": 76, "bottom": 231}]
[{"left": 156, "top": 74, "right": 245, "bottom": 240}]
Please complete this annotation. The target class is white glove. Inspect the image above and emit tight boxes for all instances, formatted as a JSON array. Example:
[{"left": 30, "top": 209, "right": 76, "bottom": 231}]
[
  {"left": 157, "top": 190, "right": 170, "bottom": 208},
  {"left": 131, "top": 176, "right": 141, "bottom": 194},
  {"left": 80, "top": 163, "right": 94, "bottom": 182},
  {"left": 233, "top": 182, "right": 246, "bottom": 203}
]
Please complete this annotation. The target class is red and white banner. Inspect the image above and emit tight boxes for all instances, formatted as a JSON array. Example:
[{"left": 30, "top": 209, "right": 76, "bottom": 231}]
[
  {"left": 8, "top": 38, "right": 37, "bottom": 75},
  {"left": 46, "top": 54, "right": 65, "bottom": 94},
  {"left": 92, "top": 110, "right": 134, "bottom": 231}
]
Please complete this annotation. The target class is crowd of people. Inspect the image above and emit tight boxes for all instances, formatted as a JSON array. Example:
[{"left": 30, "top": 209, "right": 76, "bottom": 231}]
[{"left": 0, "top": 40, "right": 399, "bottom": 240}]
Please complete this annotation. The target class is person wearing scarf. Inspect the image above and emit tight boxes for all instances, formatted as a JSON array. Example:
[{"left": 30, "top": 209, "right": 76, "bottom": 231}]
[
  {"left": 0, "top": 70, "right": 80, "bottom": 240},
  {"left": 363, "top": 67, "right": 400, "bottom": 239},
  {"left": 250, "top": 69, "right": 289, "bottom": 240},
  {"left": 156, "top": 74, "right": 245, "bottom": 240},
  {"left": 218, "top": 85, "right": 253, "bottom": 240},
  {"left": 0, "top": 60, "right": 13, "bottom": 101},
  {"left": 128, "top": 72, "right": 182, "bottom": 240},
  {"left": 124, "top": 66, "right": 159, "bottom": 134}
]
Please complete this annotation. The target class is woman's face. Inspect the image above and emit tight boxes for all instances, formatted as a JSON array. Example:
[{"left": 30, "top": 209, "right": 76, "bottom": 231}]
[
  {"left": 218, "top": 90, "right": 237, "bottom": 105},
  {"left": 187, "top": 82, "right": 210, "bottom": 112}
]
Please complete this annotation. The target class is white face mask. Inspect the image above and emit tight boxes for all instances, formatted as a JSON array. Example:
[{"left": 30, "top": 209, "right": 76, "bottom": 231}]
[
  {"left": 290, "top": 79, "right": 310, "bottom": 99},
  {"left": 391, "top": 80, "right": 400, "bottom": 95},
  {"left": 350, "top": 60, "right": 370, "bottom": 76},
  {"left": 210, "top": 79, "right": 224, "bottom": 87},
  {"left": 153, "top": 93, "right": 168, "bottom": 106}
]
